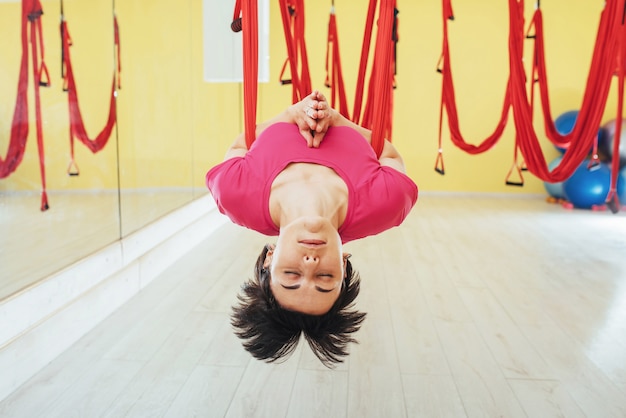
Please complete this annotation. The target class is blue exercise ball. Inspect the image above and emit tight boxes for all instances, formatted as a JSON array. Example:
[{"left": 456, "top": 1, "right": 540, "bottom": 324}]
[
  {"left": 554, "top": 110, "right": 579, "bottom": 153},
  {"left": 599, "top": 119, "right": 626, "bottom": 168},
  {"left": 563, "top": 160, "right": 612, "bottom": 209},
  {"left": 543, "top": 156, "right": 566, "bottom": 199}
]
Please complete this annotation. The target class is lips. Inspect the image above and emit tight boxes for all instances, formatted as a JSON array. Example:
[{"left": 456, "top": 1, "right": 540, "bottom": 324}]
[{"left": 299, "top": 239, "right": 326, "bottom": 246}]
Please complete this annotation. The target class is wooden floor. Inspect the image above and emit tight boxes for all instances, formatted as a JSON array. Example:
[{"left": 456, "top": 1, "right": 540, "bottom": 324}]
[{"left": 1, "top": 194, "right": 625, "bottom": 417}]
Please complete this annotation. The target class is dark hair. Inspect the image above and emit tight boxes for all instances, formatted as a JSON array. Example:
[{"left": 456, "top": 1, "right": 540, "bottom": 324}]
[{"left": 231, "top": 244, "right": 366, "bottom": 368}]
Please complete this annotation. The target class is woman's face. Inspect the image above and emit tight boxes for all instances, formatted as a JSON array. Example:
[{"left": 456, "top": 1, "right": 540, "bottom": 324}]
[{"left": 265, "top": 216, "right": 347, "bottom": 315}]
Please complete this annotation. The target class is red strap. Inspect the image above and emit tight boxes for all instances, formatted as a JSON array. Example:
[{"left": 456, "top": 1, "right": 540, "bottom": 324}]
[
  {"left": 232, "top": 0, "right": 242, "bottom": 29},
  {"left": 1, "top": 0, "right": 49, "bottom": 210},
  {"left": 352, "top": 0, "right": 378, "bottom": 125},
  {"left": 365, "top": 0, "right": 396, "bottom": 157},
  {"left": 605, "top": 6, "right": 626, "bottom": 210},
  {"left": 115, "top": 15, "right": 121, "bottom": 90},
  {"left": 436, "top": 0, "right": 510, "bottom": 161},
  {"left": 325, "top": 6, "right": 350, "bottom": 118},
  {"left": 28, "top": 0, "right": 50, "bottom": 210},
  {"left": 241, "top": 0, "right": 258, "bottom": 147},
  {"left": 61, "top": 14, "right": 120, "bottom": 174},
  {"left": 505, "top": 138, "right": 524, "bottom": 186},
  {"left": 278, "top": 0, "right": 311, "bottom": 103},
  {"left": 0, "top": 1, "right": 31, "bottom": 180}
]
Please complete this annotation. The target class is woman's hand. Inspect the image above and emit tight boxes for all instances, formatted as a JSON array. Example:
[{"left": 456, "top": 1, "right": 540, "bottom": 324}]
[{"left": 289, "top": 90, "right": 334, "bottom": 148}]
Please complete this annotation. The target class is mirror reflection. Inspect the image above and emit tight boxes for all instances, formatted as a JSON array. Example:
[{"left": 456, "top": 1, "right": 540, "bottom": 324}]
[
  {"left": 0, "top": 0, "right": 120, "bottom": 298},
  {"left": 0, "top": 0, "right": 242, "bottom": 301}
]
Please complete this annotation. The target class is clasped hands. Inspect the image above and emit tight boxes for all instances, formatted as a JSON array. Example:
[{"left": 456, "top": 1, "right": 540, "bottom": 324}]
[{"left": 288, "top": 90, "right": 337, "bottom": 148}]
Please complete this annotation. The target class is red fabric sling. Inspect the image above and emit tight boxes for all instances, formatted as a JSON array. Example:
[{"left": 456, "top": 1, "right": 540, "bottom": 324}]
[
  {"left": 363, "top": 0, "right": 397, "bottom": 157},
  {"left": 325, "top": 3, "right": 350, "bottom": 119},
  {"left": 1, "top": 1, "right": 32, "bottom": 181},
  {"left": 278, "top": 0, "right": 312, "bottom": 103},
  {"left": 61, "top": 6, "right": 121, "bottom": 176},
  {"left": 508, "top": 0, "right": 621, "bottom": 184},
  {"left": 352, "top": 0, "right": 378, "bottom": 126},
  {"left": 606, "top": 3, "right": 626, "bottom": 208},
  {"left": 437, "top": 0, "right": 625, "bottom": 208},
  {"left": 434, "top": 0, "right": 511, "bottom": 177},
  {"left": 1, "top": 0, "right": 51, "bottom": 210},
  {"left": 233, "top": 0, "right": 396, "bottom": 158},
  {"left": 29, "top": 0, "right": 50, "bottom": 210},
  {"left": 232, "top": 0, "right": 259, "bottom": 147}
]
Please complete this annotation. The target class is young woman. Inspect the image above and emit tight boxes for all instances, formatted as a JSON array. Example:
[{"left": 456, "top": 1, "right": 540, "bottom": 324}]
[{"left": 206, "top": 91, "right": 418, "bottom": 366}]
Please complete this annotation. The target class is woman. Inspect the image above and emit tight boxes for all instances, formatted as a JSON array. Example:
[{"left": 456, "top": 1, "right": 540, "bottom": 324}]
[{"left": 206, "top": 91, "right": 418, "bottom": 366}]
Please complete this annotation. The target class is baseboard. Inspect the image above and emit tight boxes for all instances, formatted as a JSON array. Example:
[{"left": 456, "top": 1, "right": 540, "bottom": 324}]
[{"left": 0, "top": 195, "right": 228, "bottom": 402}]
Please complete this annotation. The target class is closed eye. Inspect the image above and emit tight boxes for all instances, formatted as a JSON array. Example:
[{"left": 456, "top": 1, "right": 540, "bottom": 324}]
[{"left": 279, "top": 283, "right": 334, "bottom": 293}]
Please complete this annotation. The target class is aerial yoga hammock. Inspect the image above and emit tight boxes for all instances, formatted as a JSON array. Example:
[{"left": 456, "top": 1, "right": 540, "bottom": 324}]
[
  {"left": 514, "top": 0, "right": 626, "bottom": 212},
  {"left": 324, "top": 1, "right": 350, "bottom": 119},
  {"left": 231, "top": 0, "right": 398, "bottom": 158},
  {"left": 434, "top": 0, "right": 512, "bottom": 177},
  {"left": 1, "top": 0, "right": 50, "bottom": 211},
  {"left": 1, "top": 0, "right": 120, "bottom": 210},
  {"left": 61, "top": 0, "right": 121, "bottom": 176},
  {"left": 436, "top": 0, "right": 625, "bottom": 212}
]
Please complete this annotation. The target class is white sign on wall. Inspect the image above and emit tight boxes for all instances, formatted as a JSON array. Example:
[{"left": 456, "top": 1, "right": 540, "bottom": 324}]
[{"left": 203, "top": 0, "right": 270, "bottom": 83}]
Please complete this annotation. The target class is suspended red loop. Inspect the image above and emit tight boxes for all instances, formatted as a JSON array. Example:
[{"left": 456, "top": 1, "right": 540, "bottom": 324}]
[
  {"left": 278, "top": 0, "right": 311, "bottom": 102},
  {"left": 61, "top": 3, "right": 120, "bottom": 176},
  {"left": 241, "top": 0, "right": 259, "bottom": 147},
  {"left": 505, "top": 139, "right": 524, "bottom": 186},
  {"left": 28, "top": 0, "right": 50, "bottom": 210},
  {"left": 435, "top": 0, "right": 511, "bottom": 180},
  {"left": 509, "top": 0, "right": 622, "bottom": 184},
  {"left": 434, "top": 150, "right": 445, "bottom": 175},
  {"left": 352, "top": 0, "right": 377, "bottom": 126},
  {"left": 325, "top": 6, "right": 350, "bottom": 118}
]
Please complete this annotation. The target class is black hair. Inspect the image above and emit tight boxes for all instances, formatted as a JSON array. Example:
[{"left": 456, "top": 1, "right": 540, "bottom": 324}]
[{"left": 231, "top": 244, "right": 366, "bottom": 368}]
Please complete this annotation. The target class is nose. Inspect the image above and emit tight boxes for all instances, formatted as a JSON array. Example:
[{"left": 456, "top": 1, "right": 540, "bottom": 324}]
[{"left": 303, "top": 254, "right": 319, "bottom": 263}]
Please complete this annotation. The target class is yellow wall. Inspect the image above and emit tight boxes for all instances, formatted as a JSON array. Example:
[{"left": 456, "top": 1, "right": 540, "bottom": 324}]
[
  {"left": 1, "top": 0, "right": 621, "bottom": 195},
  {"left": 259, "top": 0, "right": 616, "bottom": 194}
]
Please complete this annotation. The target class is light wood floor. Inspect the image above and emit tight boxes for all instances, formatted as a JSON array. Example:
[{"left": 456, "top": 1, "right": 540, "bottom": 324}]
[{"left": 1, "top": 194, "right": 625, "bottom": 417}]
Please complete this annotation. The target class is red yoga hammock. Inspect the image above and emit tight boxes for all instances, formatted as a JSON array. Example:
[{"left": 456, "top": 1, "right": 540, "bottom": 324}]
[
  {"left": 1, "top": 1, "right": 120, "bottom": 211},
  {"left": 0, "top": 0, "right": 50, "bottom": 211},
  {"left": 277, "top": 0, "right": 312, "bottom": 104},
  {"left": 437, "top": 0, "right": 626, "bottom": 211},
  {"left": 509, "top": 0, "right": 626, "bottom": 212},
  {"left": 61, "top": 3, "right": 121, "bottom": 176},
  {"left": 324, "top": 3, "right": 350, "bottom": 119},
  {"left": 232, "top": 0, "right": 397, "bottom": 158},
  {"left": 434, "top": 0, "right": 512, "bottom": 178}
]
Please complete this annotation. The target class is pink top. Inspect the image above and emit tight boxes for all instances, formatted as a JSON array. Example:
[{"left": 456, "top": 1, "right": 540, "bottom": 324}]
[{"left": 206, "top": 122, "right": 418, "bottom": 243}]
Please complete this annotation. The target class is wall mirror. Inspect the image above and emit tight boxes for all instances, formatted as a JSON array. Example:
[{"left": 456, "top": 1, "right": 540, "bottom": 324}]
[{"left": 0, "top": 0, "right": 242, "bottom": 301}]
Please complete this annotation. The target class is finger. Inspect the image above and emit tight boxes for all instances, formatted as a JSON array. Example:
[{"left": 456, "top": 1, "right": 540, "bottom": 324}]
[
  {"left": 300, "top": 128, "right": 314, "bottom": 147},
  {"left": 312, "top": 100, "right": 325, "bottom": 112},
  {"left": 312, "top": 131, "right": 326, "bottom": 148},
  {"left": 315, "top": 91, "right": 328, "bottom": 103}
]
